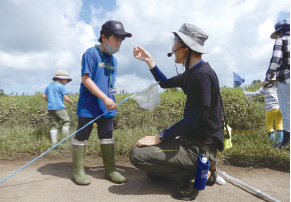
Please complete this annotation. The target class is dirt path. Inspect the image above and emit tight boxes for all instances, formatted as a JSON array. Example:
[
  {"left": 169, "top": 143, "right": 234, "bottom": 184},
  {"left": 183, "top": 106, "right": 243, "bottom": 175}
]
[{"left": 0, "top": 157, "right": 289, "bottom": 202}]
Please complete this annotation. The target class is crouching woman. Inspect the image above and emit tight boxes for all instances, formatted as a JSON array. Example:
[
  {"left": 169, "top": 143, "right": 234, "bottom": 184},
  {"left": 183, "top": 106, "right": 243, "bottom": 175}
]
[{"left": 130, "top": 23, "right": 224, "bottom": 201}]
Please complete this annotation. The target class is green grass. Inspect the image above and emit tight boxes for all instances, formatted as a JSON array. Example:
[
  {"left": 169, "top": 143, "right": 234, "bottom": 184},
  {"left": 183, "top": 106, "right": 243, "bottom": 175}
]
[
  {"left": 0, "top": 88, "right": 289, "bottom": 169},
  {"left": 220, "top": 128, "right": 290, "bottom": 168}
]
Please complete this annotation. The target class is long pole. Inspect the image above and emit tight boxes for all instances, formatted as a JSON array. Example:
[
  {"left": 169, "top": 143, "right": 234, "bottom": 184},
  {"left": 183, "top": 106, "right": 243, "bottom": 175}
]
[
  {"left": 0, "top": 96, "right": 130, "bottom": 184},
  {"left": 218, "top": 170, "right": 280, "bottom": 202},
  {"left": 241, "top": 83, "right": 250, "bottom": 106},
  {"left": 0, "top": 82, "right": 160, "bottom": 184}
]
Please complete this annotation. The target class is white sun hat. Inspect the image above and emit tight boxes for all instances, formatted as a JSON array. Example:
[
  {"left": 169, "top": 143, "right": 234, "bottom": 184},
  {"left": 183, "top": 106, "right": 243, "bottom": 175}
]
[{"left": 53, "top": 70, "right": 72, "bottom": 82}]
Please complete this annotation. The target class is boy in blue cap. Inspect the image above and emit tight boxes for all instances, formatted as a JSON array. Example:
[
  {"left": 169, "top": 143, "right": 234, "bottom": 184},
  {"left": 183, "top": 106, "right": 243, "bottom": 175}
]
[{"left": 72, "top": 20, "right": 132, "bottom": 185}]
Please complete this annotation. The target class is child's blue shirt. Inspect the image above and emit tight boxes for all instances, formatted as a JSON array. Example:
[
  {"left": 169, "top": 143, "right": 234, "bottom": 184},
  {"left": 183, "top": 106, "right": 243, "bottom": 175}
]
[
  {"left": 43, "top": 82, "right": 68, "bottom": 110},
  {"left": 77, "top": 46, "right": 117, "bottom": 118}
]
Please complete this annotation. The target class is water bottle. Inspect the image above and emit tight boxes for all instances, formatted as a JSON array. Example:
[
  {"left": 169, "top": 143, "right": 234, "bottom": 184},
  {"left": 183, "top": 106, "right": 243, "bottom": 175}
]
[{"left": 194, "top": 155, "right": 210, "bottom": 190}]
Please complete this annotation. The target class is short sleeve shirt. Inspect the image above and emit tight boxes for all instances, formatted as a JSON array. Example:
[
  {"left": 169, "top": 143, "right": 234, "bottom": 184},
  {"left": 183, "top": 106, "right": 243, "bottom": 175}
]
[
  {"left": 43, "top": 82, "right": 68, "bottom": 110},
  {"left": 77, "top": 46, "right": 117, "bottom": 118}
]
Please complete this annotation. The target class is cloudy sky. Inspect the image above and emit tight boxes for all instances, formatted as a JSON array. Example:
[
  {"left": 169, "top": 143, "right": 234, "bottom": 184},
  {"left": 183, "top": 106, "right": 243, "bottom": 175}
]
[{"left": 0, "top": 0, "right": 290, "bottom": 95}]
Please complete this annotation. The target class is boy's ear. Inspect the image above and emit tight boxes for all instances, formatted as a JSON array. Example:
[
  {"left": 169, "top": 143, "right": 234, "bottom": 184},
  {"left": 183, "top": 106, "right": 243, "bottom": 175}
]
[{"left": 101, "top": 35, "right": 107, "bottom": 42}]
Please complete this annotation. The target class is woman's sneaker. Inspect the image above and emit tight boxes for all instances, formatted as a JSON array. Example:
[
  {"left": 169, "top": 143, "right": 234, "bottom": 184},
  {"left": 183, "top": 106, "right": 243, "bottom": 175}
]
[
  {"left": 206, "top": 161, "right": 217, "bottom": 186},
  {"left": 171, "top": 180, "right": 199, "bottom": 201}
]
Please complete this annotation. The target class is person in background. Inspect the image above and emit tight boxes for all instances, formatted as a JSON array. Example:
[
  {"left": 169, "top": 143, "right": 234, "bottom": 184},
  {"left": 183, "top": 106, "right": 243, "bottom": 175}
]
[
  {"left": 130, "top": 23, "right": 224, "bottom": 201},
  {"left": 245, "top": 79, "right": 283, "bottom": 146},
  {"left": 262, "top": 19, "right": 290, "bottom": 147},
  {"left": 72, "top": 20, "right": 132, "bottom": 185},
  {"left": 42, "top": 70, "right": 74, "bottom": 144}
]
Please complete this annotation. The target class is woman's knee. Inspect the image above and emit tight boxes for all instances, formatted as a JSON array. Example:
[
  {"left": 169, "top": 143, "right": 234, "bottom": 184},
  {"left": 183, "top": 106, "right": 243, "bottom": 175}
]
[{"left": 129, "top": 146, "right": 141, "bottom": 166}]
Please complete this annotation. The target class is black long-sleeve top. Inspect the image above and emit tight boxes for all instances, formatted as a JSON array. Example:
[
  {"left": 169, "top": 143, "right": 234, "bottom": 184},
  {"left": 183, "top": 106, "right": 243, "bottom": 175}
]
[{"left": 151, "top": 61, "right": 224, "bottom": 151}]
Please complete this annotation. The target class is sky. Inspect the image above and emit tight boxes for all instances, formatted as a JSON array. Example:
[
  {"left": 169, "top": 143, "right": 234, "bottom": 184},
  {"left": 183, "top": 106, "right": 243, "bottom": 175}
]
[{"left": 0, "top": 0, "right": 290, "bottom": 95}]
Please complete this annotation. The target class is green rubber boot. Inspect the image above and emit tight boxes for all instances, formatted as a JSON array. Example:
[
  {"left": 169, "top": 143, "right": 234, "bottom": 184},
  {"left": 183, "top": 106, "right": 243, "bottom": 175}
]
[
  {"left": 72, "top": 139, "right": 91, "bottom": 185},
  {"left": 100, "top": 139, "right": 126, "bottom": 184}
]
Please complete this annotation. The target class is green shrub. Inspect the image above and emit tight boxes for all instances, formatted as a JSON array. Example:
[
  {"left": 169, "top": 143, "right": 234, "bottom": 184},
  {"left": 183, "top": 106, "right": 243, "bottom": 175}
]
[
  {"left": 221, "top": 87, "right": 265, "bottom": 130},
  {"left": 0, "top": 87, "right": 265, "bottom": 130}
]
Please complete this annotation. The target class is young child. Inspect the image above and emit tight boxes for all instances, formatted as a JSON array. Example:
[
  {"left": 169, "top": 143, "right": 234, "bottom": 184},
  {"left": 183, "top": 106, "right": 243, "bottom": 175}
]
[
  {"left": 42, "top": 70, "right": 74, "bottom": 144},
  {"left": 72, "top": 20, "right": 132, "bottom": 185},
  {"left": 245, "top": 80, "right": 283, "bottom": 145}
]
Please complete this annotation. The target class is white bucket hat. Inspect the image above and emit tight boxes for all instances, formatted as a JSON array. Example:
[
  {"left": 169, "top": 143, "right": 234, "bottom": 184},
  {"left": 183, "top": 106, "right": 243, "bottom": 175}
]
[
  {"left": 53, "top": 70, "right": 72, "bottom": 82},
  {"left": 170, "top": 23, "right": 208, "bottom": 54}
]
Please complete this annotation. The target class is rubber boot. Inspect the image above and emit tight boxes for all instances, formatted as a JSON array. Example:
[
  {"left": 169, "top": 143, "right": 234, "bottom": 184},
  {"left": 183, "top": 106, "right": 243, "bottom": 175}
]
[
  {"left": 276, "top": 130, "right": 284, "bottom": 144},
  {"left": 50, "top": 129, "right": 58, "bottom": 144},
  {"left": 267, "top": 132, "right": 275, "bottom": 142},
  {"left": 100, "top": 139, "right": 126, "bottom": 183},
  {"left": 72, "top": 139, "right": 91, "bottom": 185},
  {"left": 62, "top": 126, "right": 70, "bottom": 136},
  {"left": 281, "top": 131, "right": 290, "bottom": 147}
]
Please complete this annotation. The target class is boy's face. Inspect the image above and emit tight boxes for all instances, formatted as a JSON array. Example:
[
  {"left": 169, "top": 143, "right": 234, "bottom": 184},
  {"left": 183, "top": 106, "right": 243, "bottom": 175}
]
[
  {"left": 103, "top": 34, "right": 124, "bottom": 48},
  {"left": 60, "top": 80, "right": 68, "bottom": 85}
]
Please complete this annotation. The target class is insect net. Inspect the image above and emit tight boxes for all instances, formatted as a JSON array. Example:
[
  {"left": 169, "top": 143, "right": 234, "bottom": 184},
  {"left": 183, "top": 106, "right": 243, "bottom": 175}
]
[{"left": 131, "top": 83, "right": 160, "bottom": 110}]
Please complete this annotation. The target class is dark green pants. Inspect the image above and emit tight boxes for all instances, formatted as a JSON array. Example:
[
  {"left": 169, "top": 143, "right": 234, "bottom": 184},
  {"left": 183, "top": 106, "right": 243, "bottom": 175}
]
[{"left": 130, "top": 137, "right": 218, "bottom": 179}]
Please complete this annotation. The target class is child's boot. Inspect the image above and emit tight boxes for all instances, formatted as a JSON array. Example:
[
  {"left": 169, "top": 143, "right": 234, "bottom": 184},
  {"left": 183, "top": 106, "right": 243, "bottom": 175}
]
[
  {"left": 267, "top": 132, "right": 275, "bottom": 142},
  {"left": 62, "top": 126, "right": 70, "bottom": 136},
  {"left": 50, "top": 129, "right": 58, "bottom": 144},
  {"left": 72, "top": 139, "right": 91, "bottom": 185},
  {"left": 276, "top": 130, "right": 284, "bottom": 144},
  {"left": 100, "top": 138, "right": 126, "bottom": 183}
]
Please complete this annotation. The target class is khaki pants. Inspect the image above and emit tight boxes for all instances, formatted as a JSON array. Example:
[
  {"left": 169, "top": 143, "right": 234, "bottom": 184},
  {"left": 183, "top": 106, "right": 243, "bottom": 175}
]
[
  {"left": 130, "top": 137, "right": 217, "bottom": 180},
  {"left": 48, "top": 109, "right": 70, "bottom": 130}
]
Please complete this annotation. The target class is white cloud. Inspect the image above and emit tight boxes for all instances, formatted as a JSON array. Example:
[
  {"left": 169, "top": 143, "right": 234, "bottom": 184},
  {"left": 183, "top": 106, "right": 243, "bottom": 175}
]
[
  {"left": 110, "top": 0, "right": 290, "bottom": 89},
  {"left": 115, "top": 74, "right": 155, "bottom": 94},
  {"left": 0, "top": 0, "right": 96, "bottom": 94},
  {"left": 0, "top": 0, "right": 290, "bottom": 95}
]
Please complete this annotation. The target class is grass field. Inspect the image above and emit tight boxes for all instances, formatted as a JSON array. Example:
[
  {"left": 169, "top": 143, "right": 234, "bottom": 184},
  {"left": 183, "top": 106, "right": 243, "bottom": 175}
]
[{"left": 0, "top": 85, "right": 289, "bottom": 169}]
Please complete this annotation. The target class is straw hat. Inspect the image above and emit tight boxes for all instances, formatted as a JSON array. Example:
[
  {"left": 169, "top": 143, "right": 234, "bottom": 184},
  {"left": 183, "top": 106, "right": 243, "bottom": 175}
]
[{"left": 53, "top": 70, "right": 72, "bottom": 82}]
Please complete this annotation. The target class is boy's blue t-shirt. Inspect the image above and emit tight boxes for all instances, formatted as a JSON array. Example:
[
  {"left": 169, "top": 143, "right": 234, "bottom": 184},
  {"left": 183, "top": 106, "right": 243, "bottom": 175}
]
[
  {"left": 77, "top": 46, "right": 117, "bottom": 118},
  {"left": 43, "top": 82, "right": 68, "bottom": 110}
]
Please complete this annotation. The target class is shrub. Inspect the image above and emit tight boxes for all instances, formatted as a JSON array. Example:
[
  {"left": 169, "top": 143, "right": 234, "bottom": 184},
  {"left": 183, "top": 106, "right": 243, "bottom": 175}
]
[{"left": 0, "top": 87, "right": 265, "bottom": 130}]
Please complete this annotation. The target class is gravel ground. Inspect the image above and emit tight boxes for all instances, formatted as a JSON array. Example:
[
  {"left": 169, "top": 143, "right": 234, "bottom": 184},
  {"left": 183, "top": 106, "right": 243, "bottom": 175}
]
[{"left": 0, "top": 156, "right": 289, "bottom": 202}]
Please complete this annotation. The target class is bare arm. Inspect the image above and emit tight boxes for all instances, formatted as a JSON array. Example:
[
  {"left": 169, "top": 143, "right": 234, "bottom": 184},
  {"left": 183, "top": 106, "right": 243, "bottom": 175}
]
[
  {"left": 63, "top": 95, "right": 74, "bottom": 105},
  {"left": 82, "top": 74, "right": 116, "bottom": 111},
  {"left": 42, "top": 94, "right": 47, "bottom": 101}
]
